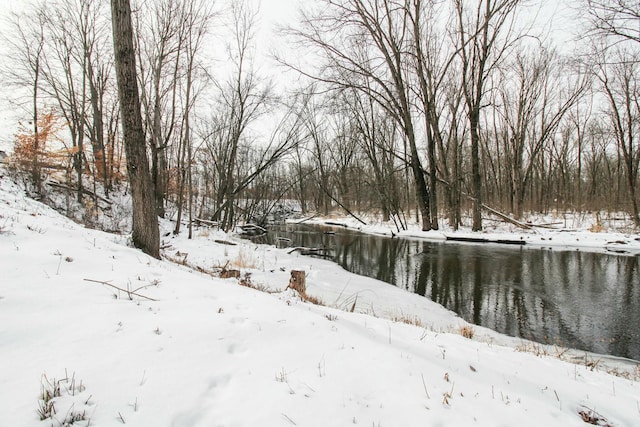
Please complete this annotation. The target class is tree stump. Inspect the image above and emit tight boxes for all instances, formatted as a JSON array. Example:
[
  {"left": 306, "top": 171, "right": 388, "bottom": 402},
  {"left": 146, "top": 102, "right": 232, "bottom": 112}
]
[{"left": 288, "top": 270, "right": 306, "bottom": 295}]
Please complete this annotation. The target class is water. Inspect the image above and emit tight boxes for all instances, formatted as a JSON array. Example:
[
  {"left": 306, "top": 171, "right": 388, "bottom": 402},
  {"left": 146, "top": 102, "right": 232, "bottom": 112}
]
[{"left": 251, "top": 224, "right": 640, "bottom": 360}]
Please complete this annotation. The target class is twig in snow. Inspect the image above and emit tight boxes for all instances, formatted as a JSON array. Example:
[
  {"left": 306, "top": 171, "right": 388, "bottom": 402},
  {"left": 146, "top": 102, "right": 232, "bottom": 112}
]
[
  {"left": 350, "top": 295, "right": 357, "bottom": 313},
  {"left": 554, "top": 389, "right": 562, "bottom": 410},
  {"left": 282, "top": 413, "right": 297, "bottom": 425},
  {"left": 84, "top": 279, "right": 157, "bottom": 301},
  {"left": 578, "top": 405, "right": 612, "bottom": 426},
  {"left": 421, "top": 373, "right": 430, "bottom": 399},
  {"left": 56, "top": 251, "right": 63, "bottom": 275}
]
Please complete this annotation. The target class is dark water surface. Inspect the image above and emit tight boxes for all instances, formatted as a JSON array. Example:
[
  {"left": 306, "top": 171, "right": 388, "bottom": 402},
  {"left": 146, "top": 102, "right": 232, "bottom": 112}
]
[{"left": 253, "top": 224, "right": 640, "bottom": 360}]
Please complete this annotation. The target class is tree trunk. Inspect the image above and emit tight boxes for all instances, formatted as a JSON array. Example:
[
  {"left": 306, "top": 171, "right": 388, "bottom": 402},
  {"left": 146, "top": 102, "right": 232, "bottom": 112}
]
[
  {"left": 32, "top": 66, "right": 42, "bottom": 195},
  {"left": 111, "top": 0, "right": 159, "bottom": 258},
  {"left": 409, "top": 150, "right": 432, "bottom": 232},
  {"left": 470, "top": 108, "right": 483, "bottom": 231},
  {"left": 87, "top": 63, "right": 107, "bottom": 190},
  {"left": 288, "top": 270, "right": 307, "bottom": 295},
  {"left": 625, "top": 156, "right": 640, "bottom": 227}
]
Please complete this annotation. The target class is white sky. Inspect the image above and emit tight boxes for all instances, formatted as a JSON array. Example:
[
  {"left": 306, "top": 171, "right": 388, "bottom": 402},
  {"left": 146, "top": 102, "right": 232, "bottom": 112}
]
[
  {"left": 0, "top": 0, "right": 583, "bottom": 150},
  {"left": 0, "top": 0, "right": 303, "bottom": 148}
]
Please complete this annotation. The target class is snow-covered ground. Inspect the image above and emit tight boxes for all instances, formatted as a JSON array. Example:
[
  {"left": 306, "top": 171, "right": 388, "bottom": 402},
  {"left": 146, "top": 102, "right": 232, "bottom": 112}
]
[
  {"left": 297, "top": 211, "right": 640, "bottom": 256},
  {"left": 1, "top": 174, "right": 640, "bottom": 427}
]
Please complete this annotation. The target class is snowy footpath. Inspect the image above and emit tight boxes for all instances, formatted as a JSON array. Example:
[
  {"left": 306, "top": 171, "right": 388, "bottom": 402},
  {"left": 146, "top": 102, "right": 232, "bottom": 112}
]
[{"left": 1, "top": 178, "right": 640, "bottom": 426}]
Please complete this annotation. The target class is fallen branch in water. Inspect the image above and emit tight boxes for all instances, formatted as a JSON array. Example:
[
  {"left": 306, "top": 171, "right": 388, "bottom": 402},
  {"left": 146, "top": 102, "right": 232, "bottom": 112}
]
[{"left": 287, "top": 247, "right": 333, "bottom": 256}]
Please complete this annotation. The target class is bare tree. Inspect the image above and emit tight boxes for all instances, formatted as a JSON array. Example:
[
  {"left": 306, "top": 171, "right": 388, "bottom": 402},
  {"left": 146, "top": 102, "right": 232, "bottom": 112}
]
[
  {"left": 39, "top": 0, "right": 91, "bottom": 203},
  {"left": 111, "top": 0, "right": 160, "bottom": 257},
  {"left": 2, "top": 6, "right": 47, "bottom": 194},
  {"left": 173, "top": 0, "right": 214, "bottom": 238},
  {"left": 294, "top": 91, "right": 332, "bottom": 215},
  {"left": 410, "top": 0, "right": 460, "bottom": 230},
  {"left": 594, "top": 47, "right": 640, "bottom": 226},
  {"left": 496, "top": 46, "right": 588, "bottom": 218},
  {"left": 453, "top": 0, "right": 521, "bottom": 231},
  {"left": 76, "top": 0, "right": 114, "bottom": 198},
  {"left": 135, "top": 0, "right": 184, "bottom": 218},
  {"left": 3, "top": 0, "right": 122, "bottom": 205},
  {"left": 199, "top": 0, "right": 275, "bottom": 230},
  {"left": 567, "top": 93, "right": 595, "bottom": 209},
  {"left": 586, "top": 0, "right": 640, "bottom": 44},
  {"left": 284, "top": 0, "right": 434, "bottom": 230},
  {"left": 350, "top": 91, "right": 407, "bottom": 229}
]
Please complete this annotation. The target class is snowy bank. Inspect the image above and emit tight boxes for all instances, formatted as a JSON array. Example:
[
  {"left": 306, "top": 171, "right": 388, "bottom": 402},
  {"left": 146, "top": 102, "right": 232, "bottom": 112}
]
[
  {"left": 294, "top": 213, "right": 640, "bottom": 256},
  {"left": 1, "top": 178, "right": 640, "bottom": 426}
]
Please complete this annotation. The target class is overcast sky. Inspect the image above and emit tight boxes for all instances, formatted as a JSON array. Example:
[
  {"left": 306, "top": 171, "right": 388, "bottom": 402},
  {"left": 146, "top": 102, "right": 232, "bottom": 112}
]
[{"left": 0, "top": 0, "right": 581, "bottom": 148}]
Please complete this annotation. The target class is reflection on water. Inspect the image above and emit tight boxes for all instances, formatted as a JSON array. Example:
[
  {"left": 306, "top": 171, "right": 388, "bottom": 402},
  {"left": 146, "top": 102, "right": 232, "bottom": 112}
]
[{"left": 253, "top": 224, "right": 640, "bottom": 360}]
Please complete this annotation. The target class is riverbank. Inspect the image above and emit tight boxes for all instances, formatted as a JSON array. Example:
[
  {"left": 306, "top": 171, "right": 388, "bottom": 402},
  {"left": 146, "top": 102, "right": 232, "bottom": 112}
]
[
  {"left": 2, "top": 179, "right": 639, "bottom": 426},
  {"left": 294, "top": 211, "right": 640, "bottom": 255}
]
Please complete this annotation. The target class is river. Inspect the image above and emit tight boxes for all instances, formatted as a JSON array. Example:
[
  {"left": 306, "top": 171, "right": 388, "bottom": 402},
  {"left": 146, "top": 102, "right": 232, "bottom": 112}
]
[{"left": 251, "top": 223, "right": 640, "bottom": 361}]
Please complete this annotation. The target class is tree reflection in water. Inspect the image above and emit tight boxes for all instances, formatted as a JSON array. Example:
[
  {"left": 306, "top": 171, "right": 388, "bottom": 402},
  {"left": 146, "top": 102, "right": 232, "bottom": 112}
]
[{"left": 256, "top": 224, "right": 640, "bottom": 360}]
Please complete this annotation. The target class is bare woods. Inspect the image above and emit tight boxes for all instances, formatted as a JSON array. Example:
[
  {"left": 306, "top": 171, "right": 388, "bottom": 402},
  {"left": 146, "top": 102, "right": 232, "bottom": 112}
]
[{"left": 2, "top": 0, "right": 639, "bottom": 238}]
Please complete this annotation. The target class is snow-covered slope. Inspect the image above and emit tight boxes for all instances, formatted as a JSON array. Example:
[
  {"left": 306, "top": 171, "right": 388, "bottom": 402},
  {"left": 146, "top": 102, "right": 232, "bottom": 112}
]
[{"left": 1, "top": 175, "right": 639, "bottom": 427}]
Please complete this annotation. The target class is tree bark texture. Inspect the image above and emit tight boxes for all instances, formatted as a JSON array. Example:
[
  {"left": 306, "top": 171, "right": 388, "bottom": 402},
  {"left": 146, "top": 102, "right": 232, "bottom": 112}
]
[
  {"left": 110, "top": 0, "right": 159, "bottom": 258},
  {"left": 288, "top": 270, "right": 307, "bottom": 295}
]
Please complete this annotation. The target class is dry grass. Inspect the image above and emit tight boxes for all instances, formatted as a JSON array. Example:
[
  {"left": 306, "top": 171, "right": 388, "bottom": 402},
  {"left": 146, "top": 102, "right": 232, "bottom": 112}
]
[
  {"left": 300, "top": 292, "right": 324, "bottom": 305},
  {"left": 589, "top": 223, "right": 604, "bottom": 233},
  {"left": 516, "top": 342, "right": 640, "bottom": 380},
  {"left": 515, "top": 342, "right": 549, "bottom": 357},
  {"left": 392, "top": 314, "right": 424, "bottom": 328},
  {"left": 238, "top": 273, "right": 272, "bottom": 293},
  {"left": 287, "top": 284, "right": 324, "bottom": 305},
  {"left": 578, "top": 406, "right": 612, "bottom": 426},
  {"left": 589, "top": 212, "right": 604, "bottom": 232},
  {"left": 458, "top": 325, "right": 475, "bottom": 339},
  {"left": 607, "top": 364, "right": 640, "bottom": 381},
  {"left": 37, "top": 372, "right": 88, "bottom": 425},
  {"left": 220, "top": 268, "right": 241, "bottom": 279},
  {"left": 164, "top": 250, "right": 189, "bottom": 266},
  {"left": 230, "top": 247, "right": 258, "bottom": 269}
]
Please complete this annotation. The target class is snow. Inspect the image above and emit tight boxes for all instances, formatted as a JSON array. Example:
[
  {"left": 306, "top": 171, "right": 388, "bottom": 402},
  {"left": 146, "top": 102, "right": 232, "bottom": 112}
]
[
  {"left": 1, "top": 175, "right": 640, "bottom": 427},
  {"left": 298, "top": 213, "right": 640, "bottom": 256}
]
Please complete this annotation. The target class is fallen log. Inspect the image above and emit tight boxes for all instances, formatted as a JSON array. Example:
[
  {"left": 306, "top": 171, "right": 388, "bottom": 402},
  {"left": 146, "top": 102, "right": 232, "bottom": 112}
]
[
  {"left": 495, "top": 239, "right": 526, "bottom": 246},
  {"left": 47, "top": 181, "right": 113, "bottom": 205},
  {"left": 287, "top": 247, "right": 333, "bottom": 257},
  {"left": 194, "top": 218, "right": 219, "bottom": 228},
  {"left": 445, "top": 236, "right": 488, "bottom": 244},
  {"left": 525, "top": 222, "right": 564, "bottom": 229},
  {"left": 445, "top": 236, "right": 526, "bottom": 246},
  {"left": 325, "top": 221, "right": 348, "bottom": 228},
  {"left": 214, "top": 239, "right": 237, "bottom": 246},
  {"left": 436, "top": 177, "right": 535, "bottom": 231},
  {"left": 480, "top": 204, "right": 534, "bottom": 231},
  {"left": 238, "top": 224, "right": 267, "bottom": 236}
]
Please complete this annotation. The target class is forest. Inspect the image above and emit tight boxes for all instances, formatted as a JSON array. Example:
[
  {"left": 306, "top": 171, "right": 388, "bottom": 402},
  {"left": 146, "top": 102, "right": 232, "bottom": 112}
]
[{"left": 2, "top": 0, "right": 639, "bottom": 243}]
